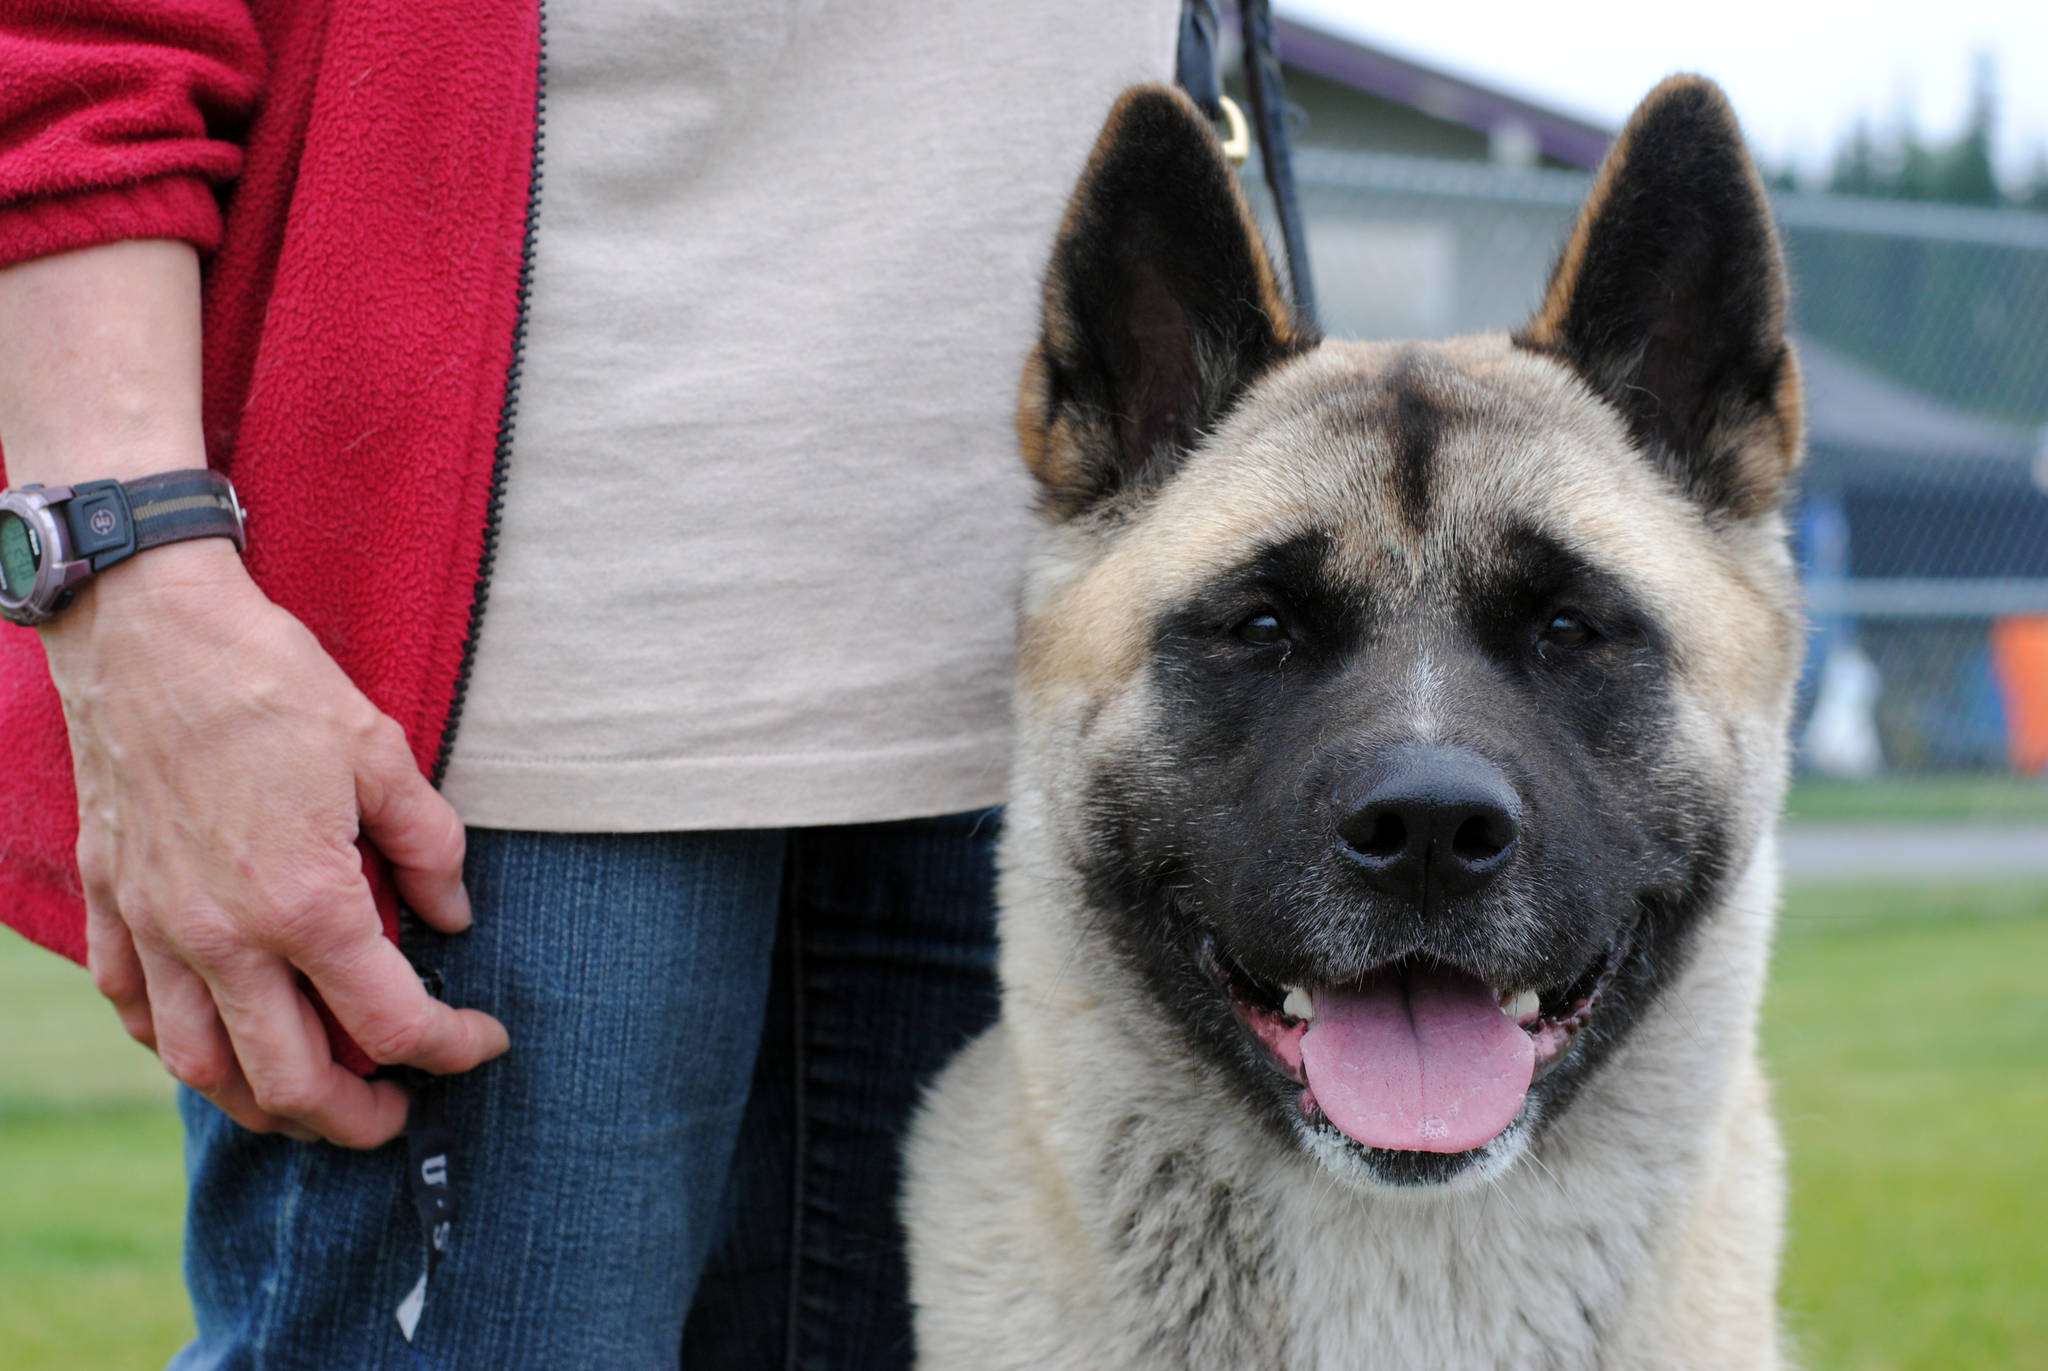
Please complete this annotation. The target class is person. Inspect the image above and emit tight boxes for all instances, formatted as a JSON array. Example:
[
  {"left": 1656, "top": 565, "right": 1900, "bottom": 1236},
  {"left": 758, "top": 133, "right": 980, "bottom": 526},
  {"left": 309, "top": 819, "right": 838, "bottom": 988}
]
[{"left": 0, "top": 3, "right": 1178, "bottom": 1365}]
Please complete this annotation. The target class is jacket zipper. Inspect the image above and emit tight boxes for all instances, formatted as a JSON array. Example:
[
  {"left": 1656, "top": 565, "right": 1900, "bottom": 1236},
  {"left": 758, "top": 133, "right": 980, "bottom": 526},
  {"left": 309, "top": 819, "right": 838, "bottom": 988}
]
[
  {"left": 394, "top": 16, "right": 546, "bottom": 1306},
  {"left": 432, "top": 3, "right": 548, "bottom": 788}
]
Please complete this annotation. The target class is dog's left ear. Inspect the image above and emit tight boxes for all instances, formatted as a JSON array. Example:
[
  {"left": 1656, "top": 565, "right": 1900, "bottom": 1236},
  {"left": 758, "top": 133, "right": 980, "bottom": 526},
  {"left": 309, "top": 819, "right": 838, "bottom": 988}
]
[
  {"left": 1518, "top": 76, "right": 1802, "bottom": 518},
  {"left": 1020, "top": 85, "right": 1313, "bottom": 518}
]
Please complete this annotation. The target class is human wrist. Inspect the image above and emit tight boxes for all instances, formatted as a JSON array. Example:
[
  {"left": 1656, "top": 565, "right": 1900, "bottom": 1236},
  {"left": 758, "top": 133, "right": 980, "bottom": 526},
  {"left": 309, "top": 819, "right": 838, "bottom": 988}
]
[
  {"left": 2, "top": 435, "right": 212, "bottom": 490},
  {"left": 37, "top": 536, "right": 261, "bottom": 671},
  {"left": 4, "top": 460, "right": 246, "bottom": 631}
]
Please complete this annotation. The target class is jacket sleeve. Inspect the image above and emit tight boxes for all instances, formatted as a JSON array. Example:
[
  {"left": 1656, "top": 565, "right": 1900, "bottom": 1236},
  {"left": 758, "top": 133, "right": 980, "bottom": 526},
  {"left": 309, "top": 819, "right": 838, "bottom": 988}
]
[{"left": 0, "top": 2, "right": 264, "bottom": 270}]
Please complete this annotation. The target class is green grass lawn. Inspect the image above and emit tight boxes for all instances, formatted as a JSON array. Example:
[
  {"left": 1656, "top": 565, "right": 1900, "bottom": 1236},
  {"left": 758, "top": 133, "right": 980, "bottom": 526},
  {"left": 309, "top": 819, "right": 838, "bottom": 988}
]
[
  {"left": 1786, "top": 774, "right": 2048, "bottom": 822},
  {"left": 1, "top": 882, "right": 2043, "bottom": 1369},
  {"left": 1768, "top": 881, "right": 2048, "bottom": 1371},
  {"left": 0, "top": 940, "right": 191, "bottom": 1370}
]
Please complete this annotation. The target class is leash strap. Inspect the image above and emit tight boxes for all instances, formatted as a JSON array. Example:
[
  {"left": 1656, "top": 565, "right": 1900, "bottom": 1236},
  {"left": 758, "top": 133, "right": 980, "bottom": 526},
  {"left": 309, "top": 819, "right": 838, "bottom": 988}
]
[
  {"left": 1176, "top": 0, "right": 1225, "bottom": 118},
  {"left": 1177, "top": 0, "right": 1319, "bottom": 331},
  {"left": 1236, "top": 0, "right": 1319, "bottom": 330}
]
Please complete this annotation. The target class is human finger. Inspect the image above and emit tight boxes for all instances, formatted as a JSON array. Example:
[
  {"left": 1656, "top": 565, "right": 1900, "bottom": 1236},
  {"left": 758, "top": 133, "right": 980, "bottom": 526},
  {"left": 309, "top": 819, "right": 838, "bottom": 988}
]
[
  {"left": 284, "top": 888, "right": 509, "bottom": 1076},
  {"left": 208, "top": 956, "right": 413, "bottom": 1148},
  {"left": 135, "top": 942, "right": 302, "bottom": 1135},
  {"left": 85, "top": 894, "right": 156, "bottom": 1049},
  {"left": 355, "top": 715, "right": 472, "bottom": 935}
]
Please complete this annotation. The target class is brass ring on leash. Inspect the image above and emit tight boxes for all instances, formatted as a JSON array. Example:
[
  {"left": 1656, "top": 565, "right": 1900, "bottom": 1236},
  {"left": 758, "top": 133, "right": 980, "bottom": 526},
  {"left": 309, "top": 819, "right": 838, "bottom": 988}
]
[{"left": 1216, "top": 94, "right": 1249, "bottom": 164}]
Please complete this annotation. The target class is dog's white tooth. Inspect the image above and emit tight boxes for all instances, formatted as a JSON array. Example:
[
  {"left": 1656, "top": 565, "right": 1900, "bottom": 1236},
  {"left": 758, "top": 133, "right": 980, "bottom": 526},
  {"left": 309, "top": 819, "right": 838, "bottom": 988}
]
[
  {"left": 1283, "top": 986, "right": 1315, "bottom": 1021},
  {"left": 1504, "top": 989, "right": 1541, "bottom": 1020}
]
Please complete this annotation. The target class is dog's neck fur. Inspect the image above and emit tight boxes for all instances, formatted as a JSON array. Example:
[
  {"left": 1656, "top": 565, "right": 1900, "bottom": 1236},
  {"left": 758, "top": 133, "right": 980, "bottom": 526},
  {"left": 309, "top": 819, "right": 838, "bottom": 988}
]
[{"left": 970, "top": 800, "right": 1784, "bottom": 1371}]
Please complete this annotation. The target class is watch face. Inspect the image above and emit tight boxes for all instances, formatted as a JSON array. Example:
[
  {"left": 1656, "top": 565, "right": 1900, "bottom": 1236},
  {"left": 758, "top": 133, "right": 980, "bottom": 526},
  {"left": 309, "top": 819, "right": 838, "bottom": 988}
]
[{"left": 0, "top": 510, "right": 40, "bottom": 601}]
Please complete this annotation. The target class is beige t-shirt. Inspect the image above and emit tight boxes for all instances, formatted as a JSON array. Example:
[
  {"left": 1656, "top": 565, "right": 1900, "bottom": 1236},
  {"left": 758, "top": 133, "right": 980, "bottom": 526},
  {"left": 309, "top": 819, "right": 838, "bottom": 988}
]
[{"left": 438, "top": 3, "right": 1178, "bottom": 831}]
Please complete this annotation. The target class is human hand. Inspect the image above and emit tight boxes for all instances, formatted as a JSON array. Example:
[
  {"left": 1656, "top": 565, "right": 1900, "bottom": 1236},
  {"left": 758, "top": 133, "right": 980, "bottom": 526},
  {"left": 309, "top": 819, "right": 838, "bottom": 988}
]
[{"left": 40, "top": 537, "right": 510, "bottom": 1146}]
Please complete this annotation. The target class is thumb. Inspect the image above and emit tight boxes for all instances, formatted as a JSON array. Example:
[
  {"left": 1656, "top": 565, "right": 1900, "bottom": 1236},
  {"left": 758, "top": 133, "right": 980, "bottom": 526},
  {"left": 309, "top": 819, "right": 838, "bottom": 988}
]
[{"left": 355, "top": 715, "right": 473, "bottom": 934}]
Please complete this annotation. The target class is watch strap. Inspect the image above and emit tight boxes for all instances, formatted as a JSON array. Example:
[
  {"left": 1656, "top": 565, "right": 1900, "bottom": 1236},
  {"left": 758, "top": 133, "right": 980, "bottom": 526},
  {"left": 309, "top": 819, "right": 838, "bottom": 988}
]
[{"left": 64, "top": 469, "right": 245, "bottom": 573}]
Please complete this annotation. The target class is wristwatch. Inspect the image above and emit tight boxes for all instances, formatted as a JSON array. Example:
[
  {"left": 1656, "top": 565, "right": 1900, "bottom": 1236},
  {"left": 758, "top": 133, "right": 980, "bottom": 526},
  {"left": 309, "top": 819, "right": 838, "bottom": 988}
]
[{"left": 0, "top": 469, "right": 247, "bottom": 626}]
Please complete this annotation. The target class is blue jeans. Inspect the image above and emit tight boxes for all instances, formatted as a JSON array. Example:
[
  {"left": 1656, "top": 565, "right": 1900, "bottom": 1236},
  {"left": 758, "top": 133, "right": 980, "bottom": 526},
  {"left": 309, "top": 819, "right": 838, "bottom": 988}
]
[{"left": 172, "top": 812, "right": 1000, "bottom": 1369}]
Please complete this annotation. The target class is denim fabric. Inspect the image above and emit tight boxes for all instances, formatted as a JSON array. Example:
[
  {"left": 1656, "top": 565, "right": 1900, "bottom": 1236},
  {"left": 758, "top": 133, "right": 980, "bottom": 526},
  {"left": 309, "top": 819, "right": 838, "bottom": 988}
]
[
  {"left": 172, "top": 812, "right": 999, "bottom": 1370},
  {"left": 680, "top": 812, "right": 1004, "bottom": 1368}
]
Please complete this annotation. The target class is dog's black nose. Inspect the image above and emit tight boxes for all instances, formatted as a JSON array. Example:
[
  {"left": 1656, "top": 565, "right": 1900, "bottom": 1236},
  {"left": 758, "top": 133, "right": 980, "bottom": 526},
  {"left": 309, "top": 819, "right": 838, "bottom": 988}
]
[{"left": 1334, "top": 745, "right": 1522, "bottom": 899}]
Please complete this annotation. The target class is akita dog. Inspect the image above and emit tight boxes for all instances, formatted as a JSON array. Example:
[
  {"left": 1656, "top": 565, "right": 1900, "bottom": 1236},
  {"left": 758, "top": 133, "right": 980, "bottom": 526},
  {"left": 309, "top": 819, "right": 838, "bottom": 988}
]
[{"left": 906, "top": 77, "right": 1803, "bottom": 1369}]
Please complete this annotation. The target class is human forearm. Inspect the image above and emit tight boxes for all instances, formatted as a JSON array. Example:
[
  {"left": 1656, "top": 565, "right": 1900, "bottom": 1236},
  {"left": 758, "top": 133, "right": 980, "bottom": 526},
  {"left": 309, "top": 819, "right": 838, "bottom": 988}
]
[
  {"left": 0, "top": 238, "right": 244, "bottom": 657},
  {"left": 2, "top": 238, "right": 252, "bottom": 681},
  {"left": 0, "top": 237, "right": 208, "bottom": 486},
  {"left": 0, "top": 237, "right": 509, "bottom": 1147}
]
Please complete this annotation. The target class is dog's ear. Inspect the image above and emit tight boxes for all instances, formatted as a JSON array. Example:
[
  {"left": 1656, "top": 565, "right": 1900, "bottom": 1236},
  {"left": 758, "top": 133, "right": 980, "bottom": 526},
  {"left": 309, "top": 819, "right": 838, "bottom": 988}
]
[
  {"left": 1020, "top": 85, "right": 1312, "bottom": 518},
  {"left": 1517, "top": 76, "right": 1802, "bottom": 518}
]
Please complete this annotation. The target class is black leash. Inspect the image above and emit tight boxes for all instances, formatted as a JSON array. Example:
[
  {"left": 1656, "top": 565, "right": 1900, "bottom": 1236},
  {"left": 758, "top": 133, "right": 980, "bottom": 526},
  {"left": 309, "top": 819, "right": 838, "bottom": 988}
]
[
  {"left": 1237, "top": 0, "right": 1319, "bottom": 330},
  {"left": 1176, "top": 0, "right": 1226, "bottom": 115},
  {"left": 1177, "top": 0, "right": 1320, "bottom": 332}
]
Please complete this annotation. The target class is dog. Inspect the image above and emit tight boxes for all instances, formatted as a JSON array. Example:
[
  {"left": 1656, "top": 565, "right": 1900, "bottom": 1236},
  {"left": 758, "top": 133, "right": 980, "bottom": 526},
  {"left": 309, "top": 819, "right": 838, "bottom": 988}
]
[{"left": 904, "top": 75, "right": 1804, "bottom": 1369}]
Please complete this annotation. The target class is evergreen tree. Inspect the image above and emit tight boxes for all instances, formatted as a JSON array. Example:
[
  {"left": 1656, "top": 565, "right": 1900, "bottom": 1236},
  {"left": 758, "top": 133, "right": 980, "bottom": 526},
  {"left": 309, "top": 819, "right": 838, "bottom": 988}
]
[
  {"left": 2020, "top": 147, "right": 2048, "bottom": 212},
  {"left": 1936, "top": 52, "right": 2000, "bottom": 205},
  {"left": 1895, "top": 115, "right": 1937, "bottom": 202},
  {"left": 1831, "top": 118, "right": 1879, "bottom": 196},
  {"left": 1826, "top": 52, "right": 2016, "bottom": 207}
]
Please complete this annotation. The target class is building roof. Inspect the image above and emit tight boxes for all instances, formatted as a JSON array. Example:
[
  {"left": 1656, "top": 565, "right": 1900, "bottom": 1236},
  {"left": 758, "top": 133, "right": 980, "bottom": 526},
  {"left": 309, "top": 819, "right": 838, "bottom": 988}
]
[
  {"left": 1270, "top": 10, "right": 1614, "bottom": 168},
  {"left": 1798, "top": 334, "right": 2041, "bottom": 483}
]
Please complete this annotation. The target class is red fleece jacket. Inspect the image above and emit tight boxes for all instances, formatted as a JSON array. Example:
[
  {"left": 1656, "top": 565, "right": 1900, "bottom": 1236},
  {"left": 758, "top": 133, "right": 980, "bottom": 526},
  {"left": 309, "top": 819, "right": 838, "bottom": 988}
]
[{"left": 0, "top": 2, "right": 543, "bottom": 1069}]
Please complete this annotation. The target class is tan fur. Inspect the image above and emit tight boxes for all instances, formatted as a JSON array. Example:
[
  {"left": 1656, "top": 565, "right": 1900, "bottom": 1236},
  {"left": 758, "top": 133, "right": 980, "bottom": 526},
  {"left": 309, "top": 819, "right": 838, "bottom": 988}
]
[
  {"left": 910, "top": 340, "right": 1798, "bottom": 1368},
  {"left": 1022, "top": 341, "right": 1802, "bottom": 733},
  {"left": 909, "top": 79, "right": 1802, "bottom": 1371}
]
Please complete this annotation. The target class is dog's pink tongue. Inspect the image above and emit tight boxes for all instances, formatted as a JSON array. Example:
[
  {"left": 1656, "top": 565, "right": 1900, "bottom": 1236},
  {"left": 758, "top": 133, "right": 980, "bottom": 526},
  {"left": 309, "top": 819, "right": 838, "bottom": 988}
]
[{"left": 1299, "top": 964, "right": 1535, "bottom": 1154}]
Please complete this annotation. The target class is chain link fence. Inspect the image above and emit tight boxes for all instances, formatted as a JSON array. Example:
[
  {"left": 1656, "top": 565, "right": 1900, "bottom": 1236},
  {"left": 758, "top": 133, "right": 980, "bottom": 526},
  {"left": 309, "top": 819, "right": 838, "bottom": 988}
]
[{"left": 1248, "top": 150, "right": 2048, "bottom": 780}]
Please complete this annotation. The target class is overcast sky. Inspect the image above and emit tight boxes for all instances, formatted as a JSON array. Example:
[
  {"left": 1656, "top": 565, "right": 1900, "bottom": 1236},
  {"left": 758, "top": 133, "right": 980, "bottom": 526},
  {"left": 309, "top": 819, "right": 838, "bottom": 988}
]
[{"left": 1285, "top": 0, "right": 2048, "bottom": 188}]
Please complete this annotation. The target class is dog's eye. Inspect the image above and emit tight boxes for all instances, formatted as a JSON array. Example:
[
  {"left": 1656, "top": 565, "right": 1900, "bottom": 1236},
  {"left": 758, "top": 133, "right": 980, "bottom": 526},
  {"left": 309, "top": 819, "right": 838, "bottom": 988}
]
[
  {"left": 1234, "top": 610, "right": 1289, "bottom": 648},
  {"left": 1539, "top": 610, "right": 1599, "bottom": 649}
]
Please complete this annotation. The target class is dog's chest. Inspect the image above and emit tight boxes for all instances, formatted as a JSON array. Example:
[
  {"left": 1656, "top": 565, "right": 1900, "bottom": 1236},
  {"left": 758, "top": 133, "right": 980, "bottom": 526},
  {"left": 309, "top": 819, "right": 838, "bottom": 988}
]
[
  {"left": 1090, "top": 1136, "right": 1294, "bottom": 1369},
  {"left": 1265, "top": 1175, "right": 1650, "bottom": 1371}
]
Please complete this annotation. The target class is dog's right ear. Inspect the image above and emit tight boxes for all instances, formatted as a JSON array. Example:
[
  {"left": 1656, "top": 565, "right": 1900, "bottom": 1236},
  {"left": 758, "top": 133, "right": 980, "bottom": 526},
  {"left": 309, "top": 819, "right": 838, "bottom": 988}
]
[
  {"left": 1516, "top": 76, "right": 1801, "bottom": 519},
  {"left": 1020, "top": 85, "right": 1312, "bottom": 519}
]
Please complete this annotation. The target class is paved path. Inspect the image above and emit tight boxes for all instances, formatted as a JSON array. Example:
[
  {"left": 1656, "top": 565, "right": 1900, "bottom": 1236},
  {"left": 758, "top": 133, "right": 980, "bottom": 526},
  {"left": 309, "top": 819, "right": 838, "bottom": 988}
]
[{"left": 1781, "top": 821, "right": 2048, "bottom": 881}]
